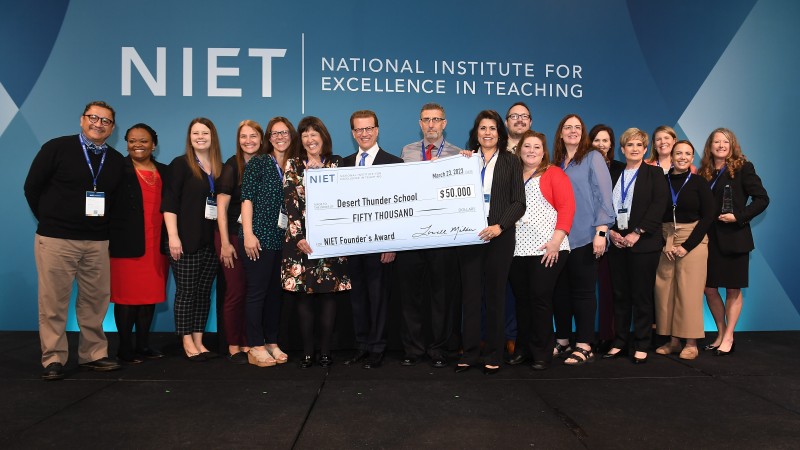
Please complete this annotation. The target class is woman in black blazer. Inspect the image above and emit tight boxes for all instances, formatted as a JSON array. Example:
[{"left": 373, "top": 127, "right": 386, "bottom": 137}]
[
  {"left": 455, "top": 110, "right": 526, "bottom": 375},
  {"left": 699, "top": 128, "right": 769, "bottom": 355},
  {"left": 109, "top": 123, "right": 169, "bottom": 363},
  {"left": 605, "top": 128, "right": 669, "bottom": 364}
]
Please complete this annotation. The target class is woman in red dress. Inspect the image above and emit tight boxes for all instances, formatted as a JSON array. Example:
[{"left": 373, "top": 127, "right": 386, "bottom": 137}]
[{"left": 109, "top": 124, "right": 169, "bottom": 363}]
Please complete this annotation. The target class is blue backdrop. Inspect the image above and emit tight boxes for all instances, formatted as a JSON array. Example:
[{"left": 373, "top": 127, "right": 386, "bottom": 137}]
[{"left": 2, "top": 0, "right": 797, "bottom": 331}]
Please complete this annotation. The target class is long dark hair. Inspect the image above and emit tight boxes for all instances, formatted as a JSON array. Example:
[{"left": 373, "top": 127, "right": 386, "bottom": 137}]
[
  {"left": 466, "top": 110, "right": 508, "bottom": 152},
  {"left": 553, "top": 114, "right": 591, "bottom": 167}
]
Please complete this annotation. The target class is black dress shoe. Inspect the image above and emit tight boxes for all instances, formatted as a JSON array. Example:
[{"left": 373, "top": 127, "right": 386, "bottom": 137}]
[
  {"left": 362, "top": 353, "right": 383, "bottom": 369},
  {"left": 318, "top": 354, "right": 333, "bottom": 368},
  {"left": 343, "top": 350, "right": 369, "bottom": 366},
  {"left": 299, "top": 355, "right": 313, "bottom": 369},
  {"left": 80, "top": 357, "right": 122, "bottom": 371},
  {"left": 454, "top": 364, "right": 471, "bottom": 373},
  {"left": 531, "top": 360, "right": 550, "bottom": 371},
  {"left": 483, "top": 365, "right": 500, "bottom": 375},
  {"left": 137, "top": 348, "right": 165, "bottom": 359},
  {"left": 400, "top": 355, "right": 419, "bottom": 366},
  {"left": 715, "top": 342, "right": 735, "bottom": 356},
  {"left": 227, "top": 351, "right": 248, "bottom": 365},
  {"left": 505, "top": 354, "right": 529, "bottom": 366},
  {"left": 42, "top": 362, "right": 64, "bottom": 381},
  {"left": 430, "top": 356, "right": 447, "bottom": 368}
]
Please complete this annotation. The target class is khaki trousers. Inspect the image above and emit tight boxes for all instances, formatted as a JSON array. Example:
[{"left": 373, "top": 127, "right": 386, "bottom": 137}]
[
  {"left": 34, "top": 234, "right": 111, "bottom": 367},
  {"left": 654, "top": 223, "right": 707, "bottom": 339}
]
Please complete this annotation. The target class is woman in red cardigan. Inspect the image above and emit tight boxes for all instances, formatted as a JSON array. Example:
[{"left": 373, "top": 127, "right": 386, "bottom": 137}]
[{"left": 507, "top": 130, "right": 575, "bottom": 370}]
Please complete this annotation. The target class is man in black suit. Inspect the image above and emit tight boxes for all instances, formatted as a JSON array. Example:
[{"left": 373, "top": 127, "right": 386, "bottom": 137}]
[{"left": 341, "top": 110, "right": 403, "bottom": 369}]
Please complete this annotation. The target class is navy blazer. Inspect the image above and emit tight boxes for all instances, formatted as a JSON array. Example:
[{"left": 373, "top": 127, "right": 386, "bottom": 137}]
[
  {"left": 708, "top": 161, "right": 769, "bottom": 255},
  {"left": 610, "top": 162, "right": 669, "bottom": 253},
  {"left": 109, "top": 156, "right": 169, "bottom": 258}
]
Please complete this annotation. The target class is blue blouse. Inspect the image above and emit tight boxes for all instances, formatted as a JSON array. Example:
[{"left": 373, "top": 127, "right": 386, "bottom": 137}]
[{"left": 562, "top": 150, "right": 614, "bottom": 247}]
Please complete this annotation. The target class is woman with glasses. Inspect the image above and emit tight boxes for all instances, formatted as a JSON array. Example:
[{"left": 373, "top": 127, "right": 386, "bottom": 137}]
[
  {"left": 552, "top": 114, "right": 615, "bottom": 366},
  {"left": 699, "top": 128, "right": 769, "bottom": 355},
  {"left": 455, "top": 110, "right": 526, "bottom": 375},
  {"left": 162, "top": 118, "right": 223, "bottom": 361},
  {"left": 604, "top": 128, "right": 668, "bottom": 364},
  {"left": 109, "top": 123, "right": 169, "bottom": 363},
  {"left": 214, "top": 120, "right": 263, "bottom": 365},
  {"left": 239, "top": 117, "right": 297, "bottom": 367},
  {"left": 281, "top": 116, "right": 350, "bottom": 368}
]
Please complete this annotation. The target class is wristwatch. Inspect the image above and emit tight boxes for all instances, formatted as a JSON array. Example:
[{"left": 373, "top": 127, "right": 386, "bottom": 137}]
[
  {"left": 596, "top": 230, "right": 606, "bottom": 237},
  {"left": 633, "top": 227, "right": 644, "bottom": 235}
]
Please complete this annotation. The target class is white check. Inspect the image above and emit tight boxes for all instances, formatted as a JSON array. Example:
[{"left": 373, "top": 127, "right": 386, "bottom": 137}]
[{"left": 305, "top": 155, "right": 487, "bottom": 259}]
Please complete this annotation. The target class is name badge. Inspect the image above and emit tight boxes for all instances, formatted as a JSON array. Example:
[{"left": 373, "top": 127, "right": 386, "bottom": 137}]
[
  {"left": 205, "top": 197, "right": 218, "bottom": 220},
  {"left": 616, "top": 208, "right": 629, "bottom": 230},
  {"left": 237, "top": 213, "right": 242, "bottom": 224},
  {"left": 277, "top": 211, "right": 289, "bottom": 229},
  {"left": 483, "top": 193, "right": 491, "bottom": 218},
  {"left": 85, "top": 191, "right": 105, "bottom": 217}
]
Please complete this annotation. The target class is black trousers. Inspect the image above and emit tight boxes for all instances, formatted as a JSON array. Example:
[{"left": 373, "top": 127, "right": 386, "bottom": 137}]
[
  {"left": 553, "top": 243, "right": 598, "bottom": 345},
  {"left": 240, "top": 246, "right": 283, "bottom": 347},
  {"left": 457, "top": 229, "right": 515, "bottom": 366},
  {"left": 608, "top": 246, "right": 659, "bottom": 352},
  {"left": 508, "top": 251, "right": 568, "bottom": 363},
  {"left": 348, "top": 253, "right": 392, "bottom": 354},
  {"left": 396, "top": 247, "right": 457, "bottom": 359}
]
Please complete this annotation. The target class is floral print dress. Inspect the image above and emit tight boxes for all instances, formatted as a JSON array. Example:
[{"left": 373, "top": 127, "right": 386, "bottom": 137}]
[{"left": 281, "top": 156, "right": 350, "bottom": 293}]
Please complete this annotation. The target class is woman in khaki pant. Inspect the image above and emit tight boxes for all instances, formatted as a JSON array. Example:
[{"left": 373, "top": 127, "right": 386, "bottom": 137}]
[{"left": 654, "top": 141, "right": 715, "bottom": 359}]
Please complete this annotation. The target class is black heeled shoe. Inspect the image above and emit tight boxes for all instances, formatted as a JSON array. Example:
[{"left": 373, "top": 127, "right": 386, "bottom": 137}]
[
  {"left": 714, "top": 342, "right": 735, "bottom": 356},
  {"left": 299, "top": 355, "right": 313, "bottom": 369},
  {"left": 633, "top": 352, "right": 648, "bottom": 364}
]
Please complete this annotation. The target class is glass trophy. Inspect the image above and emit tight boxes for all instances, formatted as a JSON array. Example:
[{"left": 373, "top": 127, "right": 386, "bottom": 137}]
[{"left": 721, "top": 184, "right": 733, "bottom": 214}]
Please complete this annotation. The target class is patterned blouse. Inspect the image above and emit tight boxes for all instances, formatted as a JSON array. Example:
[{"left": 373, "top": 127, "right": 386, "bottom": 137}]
[{"left": 240, "top": 154, "right": 283, "bottom": 251}]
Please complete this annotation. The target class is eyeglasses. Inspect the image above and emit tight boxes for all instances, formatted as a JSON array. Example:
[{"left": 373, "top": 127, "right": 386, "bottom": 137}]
[
  {"left": 508, "top": 114, "right": 530, "bottom": 121},
  {"left": 562, "top": 125, "right": 582, "bottom": 132},
  {"left": 353, "top": 126, "right": 377, "bottom": 135},
  {"left": 270, "top": 130, "right": 290, "bottom": 138},
  {"left": 420, "top": 117, "right": 445, "bottom": 124},
  {"left": 83, "top": 114, "right": 114, "bottom": 126}
]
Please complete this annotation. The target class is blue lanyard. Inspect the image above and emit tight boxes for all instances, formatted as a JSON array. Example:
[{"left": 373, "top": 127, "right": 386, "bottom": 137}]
[
  {"left": 420, "top": 140, "right": 445, "bottom": 161},
  {"left": 523, "top": 171, "right": 536, "bottom": 186},
  {"left": 195, "top": 158, "right": 215, "bottom": 194},
  {"left": 669, "top": 172, "right": 692, "bottom": 206},
  {"left": 79, "top": 135, "right": 106, "bottom": 191},
  {"left": 620, "top": 168, "right": 639, "bottom": 204},
  {"left": 710, "top": 164, "right": 727, "bottom": 190},
  {"left": 304, "top": 157, "right": 326, "bottom": 167},
  {"left": 480, "top": 150, "right": 497, "bottom": 186},
  {"left": 656, "top": 159, "right": 673, "bottom": 170},
  {"left": 270, "top": 155, "right": 284, "bottom": 180}
]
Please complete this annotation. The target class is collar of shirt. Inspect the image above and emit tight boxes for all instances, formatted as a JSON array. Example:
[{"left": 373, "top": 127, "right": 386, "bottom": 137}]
[
  {"left": 79, "top": 133, "right": 108, "bottom": 154},
  {"left": 358, "top": 143, "right": 380, "bottom": 166}
]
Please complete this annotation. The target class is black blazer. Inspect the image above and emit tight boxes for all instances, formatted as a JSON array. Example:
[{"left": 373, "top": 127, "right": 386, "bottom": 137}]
[
  {"left": 342, "top": 147, "right": 404, "bottom": 167},
  {"left": 109, "top": 156, "right": 169, "bottom": 258},
  {"left": 610, "top": 162, "right": 669, "bottom": 253},
  {"left": 708, "top": 161, "right": 769, "bottom": 255},
  {"left": 482, "top": 150, "right": 526, "bottom": 230}
]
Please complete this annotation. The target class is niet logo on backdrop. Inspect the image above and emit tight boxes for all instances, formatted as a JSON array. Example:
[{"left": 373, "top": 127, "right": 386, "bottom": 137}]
[{"left": 121, "top": 47, "right": 287, "bottom": 97}]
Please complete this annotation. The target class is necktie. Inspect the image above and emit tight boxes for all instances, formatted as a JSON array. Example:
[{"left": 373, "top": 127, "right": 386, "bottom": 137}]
[
  {"left": 359, "top": 151, "right": 369, "bottom": 166},
  {"left": 426, "top": 144, "right": 434, "bottom": 161},
  {"left": 86, "top": 142, "right": 107, "bottom": 155}
]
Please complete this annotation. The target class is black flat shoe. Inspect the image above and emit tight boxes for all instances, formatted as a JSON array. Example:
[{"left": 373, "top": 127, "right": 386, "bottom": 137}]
[
  {"left": 200, "top": 351, "right": 219, "bottom": 360},
  {"left": 505, "top": 354, "right": 529, "bottom": 366},
  {"left": 318, "top": 354, "right": 333, "bottom": 368},
  {"left": 483, "top": 365, "right": 500, "bottom": 375},
  {"left": 227, "top": 351, "right": 248, "bottom": 365},
  {"left": 633, "top": 354, "right": 648, "bottom": 364},
  {"left": 715, "top": 342, "right": 735, "bottom": 356},
  {"left": 343, "top": 350, "right": 369, "bottom": 366},
  {"left": 400, "top": 355, "right": 419, "bottom": 366},
  {"left": 454, "top": 364, "right": 471, "bottom": 373},
  {"left": 430, "top": 356, "right": 447, "bottom": 368},
  {"left": 531, "top": 360, "right": 550, "bottom": 371},
  {"left": 602, "top": 348, "right": 626, "bottom": 360},
  {"left": 299, "top": 355, "right": 313, "bottom": 369},
  {"left": 703, "top": 343, "right": 719, "bottom": 351},
  {"left": 184, "top": 352, "right": 206, "bottom": 362}
]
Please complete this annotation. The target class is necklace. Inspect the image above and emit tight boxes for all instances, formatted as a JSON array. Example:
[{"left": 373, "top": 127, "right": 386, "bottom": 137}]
[{"left": 135, "top": 167, "right": 159, "bottom": 186}]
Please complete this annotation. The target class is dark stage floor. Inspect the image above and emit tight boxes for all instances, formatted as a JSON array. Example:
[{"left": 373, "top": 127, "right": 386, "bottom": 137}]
[{"left": 1, "top": 331, "right": 799, "bottom": 449}]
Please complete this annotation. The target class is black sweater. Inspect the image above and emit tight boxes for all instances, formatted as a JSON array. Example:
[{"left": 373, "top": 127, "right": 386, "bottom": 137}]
[{"left": 661, "top": 170, "right": 715, "bottom": 252}]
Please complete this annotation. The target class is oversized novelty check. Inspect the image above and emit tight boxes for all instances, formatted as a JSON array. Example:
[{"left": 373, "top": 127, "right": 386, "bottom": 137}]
[{"left": 305, "top": 155, "right": 487, "bottom": 259}]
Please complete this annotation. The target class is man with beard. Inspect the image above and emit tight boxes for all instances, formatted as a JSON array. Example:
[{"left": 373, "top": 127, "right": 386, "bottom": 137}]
[{"left": 505, "top": 102, "right": 533, "bottom": 153}]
